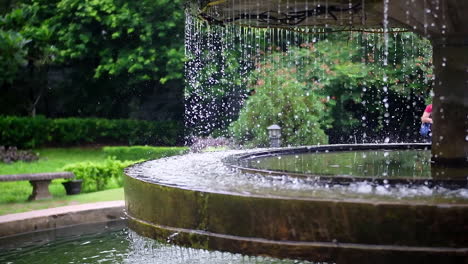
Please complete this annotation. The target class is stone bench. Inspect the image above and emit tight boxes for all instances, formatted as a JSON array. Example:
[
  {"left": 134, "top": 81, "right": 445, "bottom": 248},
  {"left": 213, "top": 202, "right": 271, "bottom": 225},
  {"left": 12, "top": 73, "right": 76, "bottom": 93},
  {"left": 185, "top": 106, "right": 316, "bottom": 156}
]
[{"left": 0, "top": 172, "right": 75, "bottom": 200}]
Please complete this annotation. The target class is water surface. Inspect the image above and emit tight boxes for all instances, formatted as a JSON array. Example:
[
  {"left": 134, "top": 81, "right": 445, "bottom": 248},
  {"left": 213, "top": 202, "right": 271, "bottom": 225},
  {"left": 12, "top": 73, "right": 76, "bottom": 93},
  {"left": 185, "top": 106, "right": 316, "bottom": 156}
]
[
  {"left": 244, "top": 150, "right": 431, "bottom": 178},
  {"left": 0, "top": 227, "right": 315, "bottom": 264},
  {"left": 125, "top": 146, "right": 468, "bottom": 203}
]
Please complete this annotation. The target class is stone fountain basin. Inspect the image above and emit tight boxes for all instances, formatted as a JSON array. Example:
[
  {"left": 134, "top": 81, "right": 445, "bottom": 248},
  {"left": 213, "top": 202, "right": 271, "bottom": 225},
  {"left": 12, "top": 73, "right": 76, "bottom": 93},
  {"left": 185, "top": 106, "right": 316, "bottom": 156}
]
[
  {"left": 227, "top": 143, "right": 468, "bottom": 188},
  {"left": 124, "top": 144, "right": 468, "bottom": 263}
]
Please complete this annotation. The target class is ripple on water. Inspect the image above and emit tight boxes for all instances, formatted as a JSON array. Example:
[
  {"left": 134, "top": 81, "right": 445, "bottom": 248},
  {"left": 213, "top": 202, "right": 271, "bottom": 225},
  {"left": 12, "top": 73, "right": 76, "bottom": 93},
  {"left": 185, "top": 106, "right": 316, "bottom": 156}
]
[
  {"left": 0, "top": 228, "right": 317, "bottom": 264},
  {"left": 125, "top": 150, "right": 468, "bottom": 203}
]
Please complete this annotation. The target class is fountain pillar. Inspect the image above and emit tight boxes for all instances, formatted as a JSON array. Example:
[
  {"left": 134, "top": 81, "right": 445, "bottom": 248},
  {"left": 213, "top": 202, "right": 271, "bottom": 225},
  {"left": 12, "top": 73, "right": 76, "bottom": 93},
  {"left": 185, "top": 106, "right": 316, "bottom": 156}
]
[
  {"left": 431, "top": 37, "right": 468, "bottom": 178},
  {"left": 384, "top": 0, "right": 468, "bottom": 178}
]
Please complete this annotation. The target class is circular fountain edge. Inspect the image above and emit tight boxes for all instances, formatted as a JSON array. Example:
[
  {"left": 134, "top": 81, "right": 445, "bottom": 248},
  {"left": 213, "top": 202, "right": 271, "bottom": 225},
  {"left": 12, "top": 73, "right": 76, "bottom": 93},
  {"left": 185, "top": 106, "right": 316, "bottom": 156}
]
[
  {"left": 225, "top": 143, "right": 468, "bottom": 188},
  {"left": 124, "top": 144, "right": 468, "bottom": 262}
]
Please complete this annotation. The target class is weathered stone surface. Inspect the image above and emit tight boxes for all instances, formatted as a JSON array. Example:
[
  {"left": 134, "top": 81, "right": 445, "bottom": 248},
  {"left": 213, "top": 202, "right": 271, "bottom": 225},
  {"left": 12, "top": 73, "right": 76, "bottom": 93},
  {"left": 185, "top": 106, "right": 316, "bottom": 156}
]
[
  {"left": 431, "top": 39, "right": 468, "bottom": 172},
  {"left": 29, "top": 180, "right": 52, "bottom": 200},
  {"left": 125, "top": 172, "right": 468, "bottom": 262},
  {"left": 0, "top": 201, "right": 125, "bottom": 237},
  {"left": 0, "top": 172, "right": 75, "bottom": 200},
  {"left": 0, "top": 172, "right": 74, "bottom": 181},
  {"left": 198, "top": 0, "right": 468, "bottom": 38}
]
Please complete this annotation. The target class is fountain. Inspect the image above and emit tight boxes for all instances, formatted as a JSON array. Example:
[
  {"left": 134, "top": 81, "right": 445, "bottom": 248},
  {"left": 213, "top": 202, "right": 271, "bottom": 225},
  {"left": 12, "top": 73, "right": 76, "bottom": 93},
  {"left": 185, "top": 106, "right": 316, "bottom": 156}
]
[{"left": 125, "top": 1, "right": 468, "bottom": 263}]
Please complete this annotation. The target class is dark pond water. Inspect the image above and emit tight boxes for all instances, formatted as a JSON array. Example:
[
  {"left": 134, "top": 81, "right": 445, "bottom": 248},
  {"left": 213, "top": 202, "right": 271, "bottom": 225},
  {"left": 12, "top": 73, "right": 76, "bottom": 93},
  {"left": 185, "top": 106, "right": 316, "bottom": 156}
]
[
  {"left": 245, "top": 149, "right": 431, "bottom": 179},
  {"left": 0, "top": 223, "right": 315, "bottom": 264}
]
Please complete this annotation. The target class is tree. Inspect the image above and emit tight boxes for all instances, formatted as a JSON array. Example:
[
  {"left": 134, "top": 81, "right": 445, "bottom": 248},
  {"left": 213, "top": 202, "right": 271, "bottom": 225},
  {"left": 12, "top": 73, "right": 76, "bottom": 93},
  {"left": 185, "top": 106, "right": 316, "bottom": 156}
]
[
  {"left": 0, "top": 30, "right": 28, "bottom": 85},
  {"left": 0, "top": 0, "right": 186, "bottom": 120},
  {"left": 49, "top": 0, "right": 184, "bottom": 83},
  {"left": 0, "top": 4, "right": 55, "bottom": 116}
]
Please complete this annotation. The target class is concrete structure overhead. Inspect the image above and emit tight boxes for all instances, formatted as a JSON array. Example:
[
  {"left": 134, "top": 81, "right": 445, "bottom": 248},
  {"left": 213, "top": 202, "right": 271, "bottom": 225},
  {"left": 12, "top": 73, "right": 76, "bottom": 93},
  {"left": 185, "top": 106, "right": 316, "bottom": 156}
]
[
  {"left": 198, "top": 0, "right": 382, "bottom": 28},
  {"left": 198, "top": 0, "right": 468, "bottom": 34}
]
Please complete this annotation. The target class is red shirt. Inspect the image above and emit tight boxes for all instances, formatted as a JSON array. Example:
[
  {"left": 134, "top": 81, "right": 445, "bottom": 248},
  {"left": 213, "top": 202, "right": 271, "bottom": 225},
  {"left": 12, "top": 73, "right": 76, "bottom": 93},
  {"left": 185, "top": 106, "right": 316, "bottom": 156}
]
[{"left": 424, "top": 104, "right": 432, "bottom": 113}]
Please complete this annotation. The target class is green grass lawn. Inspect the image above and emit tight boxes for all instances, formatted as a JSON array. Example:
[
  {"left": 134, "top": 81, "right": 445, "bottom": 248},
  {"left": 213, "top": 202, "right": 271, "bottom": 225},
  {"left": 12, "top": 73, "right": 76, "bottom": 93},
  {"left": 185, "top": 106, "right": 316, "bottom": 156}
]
[
  {"left": 0, "top": 147, "right": 110, "bottom": 204},
  {"left": 0, "top": 148, "right": 108, "bottom": 175},
  {"left": 0, "top": 188, "right": 124, "bottom": 215},
  {"left": 0, "top": 146, "right": 186, "bottom": 214}
]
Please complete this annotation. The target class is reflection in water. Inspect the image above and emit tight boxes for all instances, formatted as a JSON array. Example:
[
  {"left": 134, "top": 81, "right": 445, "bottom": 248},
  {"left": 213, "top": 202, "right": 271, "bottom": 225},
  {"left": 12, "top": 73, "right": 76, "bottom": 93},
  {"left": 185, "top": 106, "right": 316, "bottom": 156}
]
[
  {"left": 245, "top": 150, "right": 431, "bottom": 179},
  {"left": 0, "top": 228, "right": 317, "bottom": 264}
]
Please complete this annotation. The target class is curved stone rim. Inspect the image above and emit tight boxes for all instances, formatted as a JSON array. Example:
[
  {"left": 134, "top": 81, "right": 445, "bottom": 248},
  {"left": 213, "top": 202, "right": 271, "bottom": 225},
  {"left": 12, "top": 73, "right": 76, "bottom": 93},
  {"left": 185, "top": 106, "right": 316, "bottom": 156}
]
[
  {"left": 124, "top": 145, "right": 468, "bottom": 262},
  {"left": 0, "top": 201, "right": 125, "bottom": 238},
  {"left": 224, "top": 143, "right": 467, "bottom": 189},
  {"left": 126, "top": 213, "right": 468, "bottom": 263},
  {"left": 124, "top": 177, "right": 468, "bottom": 261}
]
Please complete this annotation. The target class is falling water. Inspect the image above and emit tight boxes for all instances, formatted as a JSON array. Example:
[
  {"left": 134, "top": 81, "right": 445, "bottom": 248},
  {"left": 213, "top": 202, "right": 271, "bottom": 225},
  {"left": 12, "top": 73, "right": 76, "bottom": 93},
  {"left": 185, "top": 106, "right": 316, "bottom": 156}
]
[{"left": 185, "top": 1, "right": 433, "bottom": 144}]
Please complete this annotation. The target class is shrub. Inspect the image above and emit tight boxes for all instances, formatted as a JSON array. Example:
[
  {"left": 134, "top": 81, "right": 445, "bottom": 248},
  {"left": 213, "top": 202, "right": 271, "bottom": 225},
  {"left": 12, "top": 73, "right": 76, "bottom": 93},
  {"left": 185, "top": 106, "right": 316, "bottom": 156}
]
[
  {"left": 103, "top": 146, "right": 188, "bottom": 161},
  {"left": 0, "top": 116, "right": 183, "bottom": 148},
  {"left": 62, "top": 158, "right": 135, "bottom": 193},
  {"left": 229, "top": 68, "right": 331, "bottom": 147},
  {"left": 62, "top": 146, "right": 187, "bottom": 193},
  {"left": 0, "top": 116, "right": 51, "bottom": 149},
  {"left": 0, "top": 146, "right": 39, "bottom": 163}
]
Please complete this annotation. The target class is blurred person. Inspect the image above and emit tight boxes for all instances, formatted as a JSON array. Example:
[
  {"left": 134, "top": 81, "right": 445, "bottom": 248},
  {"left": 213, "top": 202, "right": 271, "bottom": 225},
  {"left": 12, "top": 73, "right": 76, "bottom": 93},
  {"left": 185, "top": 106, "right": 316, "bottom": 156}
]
[{"left": 420, "top": 103, "right": 432, "bottom": 142}]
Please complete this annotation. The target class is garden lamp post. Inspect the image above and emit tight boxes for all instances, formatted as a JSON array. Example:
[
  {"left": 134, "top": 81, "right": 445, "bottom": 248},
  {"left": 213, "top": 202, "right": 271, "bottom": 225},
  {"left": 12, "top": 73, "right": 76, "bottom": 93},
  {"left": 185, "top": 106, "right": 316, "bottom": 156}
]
[{"left": 267, "top": 124, "right": 281, "bottom": 148}]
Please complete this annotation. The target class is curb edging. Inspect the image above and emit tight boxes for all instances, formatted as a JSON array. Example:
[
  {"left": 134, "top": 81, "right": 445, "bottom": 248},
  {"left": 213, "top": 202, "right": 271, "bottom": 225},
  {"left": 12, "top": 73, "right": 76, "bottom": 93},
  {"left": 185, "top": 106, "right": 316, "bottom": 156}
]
[{"left": 0, "top": 200, "right": 125, "bottom": 238}]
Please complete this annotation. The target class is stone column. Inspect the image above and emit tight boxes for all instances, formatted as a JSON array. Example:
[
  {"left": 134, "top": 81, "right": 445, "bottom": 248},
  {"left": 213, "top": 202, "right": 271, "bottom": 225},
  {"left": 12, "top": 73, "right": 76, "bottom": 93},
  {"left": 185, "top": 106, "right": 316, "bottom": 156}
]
[
  {"left": 29, "top": 180, "right": 52, "bottom": 200},
  {"left": 384, "top": 0, "right": 468, "bottom": 179},
  {"left": 431, "top": 37, "right": 468, "bottom": 179}
]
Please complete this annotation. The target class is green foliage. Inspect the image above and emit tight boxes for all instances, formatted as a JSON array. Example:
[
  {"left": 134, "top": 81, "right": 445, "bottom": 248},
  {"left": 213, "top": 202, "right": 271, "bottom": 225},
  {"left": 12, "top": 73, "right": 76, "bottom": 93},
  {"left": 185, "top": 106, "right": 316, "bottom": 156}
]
[
  {"left": 0, "top": 145, "right": 186, "bottom": 203},
  {"left": 0, "top": 30, "right": 28, "bottom": 85},
  {"left": 229, "top": 52, "right": 332, "bottom": 146},
  {"left": 0, "top": 3, "right": 56, "bottom": 68},
  {"left": 1, "top": 0, "right": 184, "bottom": 83},
  {"left": 48, "top": 0, "right": 184, "bottom": 83},
  {"left": 61, "top": 146, "right": 189, "bottom": 193},
  {"left": 0, "top": 115, "right": 51, "bottom": 148},
  {"left": 0, "top": 3, "right": 58, "bottom": 116},
  {"left": 0, "top": 147, "right": 108, "bottom": 204},
  {"left": 185, "top": 32, "right": 251, "bottom": 136},
  {"left": 0, "top": 147, "right": 107, "bottom": 175},
  {"left": 230, "top": 32, "right": 433, "bottom": 144},
  {"left": 0, "top": 116, "right": 183, "bottom": 148},
  {"left": 0, "top": 188, "right": 124, "bottom": 215},
  {"left": 62, "top": 157, "right": 134, "bottom": 192},
  {"left": 103, "top": 145, "right": 188, "bottom": 161},
  {"left": 0, "top": 0, "right": 185, "bottom": 119}
]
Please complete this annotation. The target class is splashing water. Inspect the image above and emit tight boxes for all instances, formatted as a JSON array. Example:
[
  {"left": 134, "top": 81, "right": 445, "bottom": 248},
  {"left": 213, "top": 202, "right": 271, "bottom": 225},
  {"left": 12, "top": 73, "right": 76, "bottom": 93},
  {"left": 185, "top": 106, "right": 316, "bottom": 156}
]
[
  {"left": 126, "top": 149, "right": 468, "bottom": 202},
  {"left": 184, "top": 2, "right": 433, "bottom": 144}
]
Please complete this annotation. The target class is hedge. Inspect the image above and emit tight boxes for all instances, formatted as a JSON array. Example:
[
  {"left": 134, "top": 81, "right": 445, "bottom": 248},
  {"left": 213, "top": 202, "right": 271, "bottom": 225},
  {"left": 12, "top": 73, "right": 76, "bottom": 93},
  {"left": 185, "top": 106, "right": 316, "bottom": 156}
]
[
  {"left": 0, "top": 116, "right": 183, "bottom": 148},
  {"left": 103, "top": 146, "right": 188, "bottom": 161},
  {"left": 63, "top": 158, "right": 135, "bottom": 193},
  {"left": 62, "top": 147, "right": 188, "bottom": 193}
]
